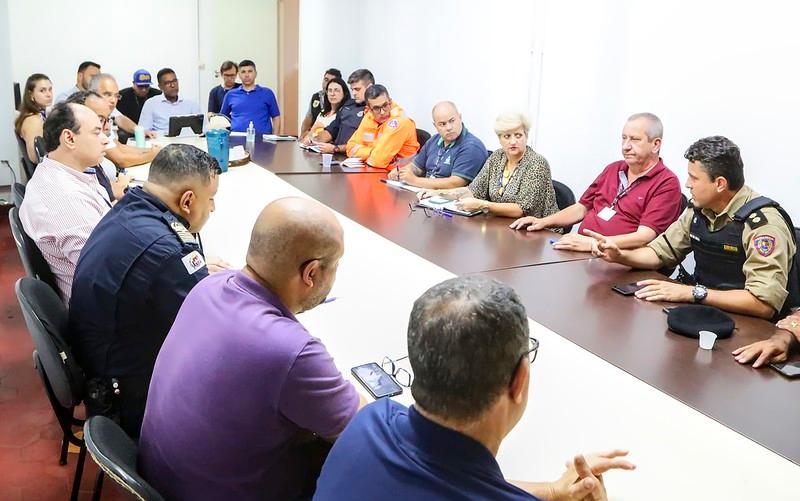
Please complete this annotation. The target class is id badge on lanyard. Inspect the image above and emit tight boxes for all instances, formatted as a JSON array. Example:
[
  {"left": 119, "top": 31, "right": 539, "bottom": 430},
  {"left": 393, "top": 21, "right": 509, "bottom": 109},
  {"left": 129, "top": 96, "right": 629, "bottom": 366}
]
[{"left": 597, "top": 206, "right": 616, "bottom": 221}]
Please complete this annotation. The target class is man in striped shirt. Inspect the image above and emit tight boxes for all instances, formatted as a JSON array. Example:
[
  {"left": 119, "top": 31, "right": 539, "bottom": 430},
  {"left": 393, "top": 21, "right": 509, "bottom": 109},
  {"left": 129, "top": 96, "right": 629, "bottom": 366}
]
[{"left": 19, "top": 101, "right": 111, "bottom": 301}]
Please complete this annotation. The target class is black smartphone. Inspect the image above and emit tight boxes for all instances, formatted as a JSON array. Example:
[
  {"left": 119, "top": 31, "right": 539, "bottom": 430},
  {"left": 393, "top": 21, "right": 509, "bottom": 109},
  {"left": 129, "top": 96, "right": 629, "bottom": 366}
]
[
  {"left": 769, "top": 361, "right": 800, "bottom": 379},
  {"left": 351, "top": 363, "right": 403, "bottom": 399},
  {"left": 612, "top": 282, "right": 644, "bottom": 296}
]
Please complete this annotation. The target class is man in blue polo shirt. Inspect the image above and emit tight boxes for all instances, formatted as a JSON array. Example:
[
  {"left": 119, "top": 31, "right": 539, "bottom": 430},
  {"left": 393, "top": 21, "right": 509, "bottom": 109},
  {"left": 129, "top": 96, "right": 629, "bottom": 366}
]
[
  {"left": 220, "top": 59, "right": 281, "bottom": 134},
  {"left": 315, "top": 276, "right": 635, "bottom": 501},
  {"left": 388, "top": 101, "right": 487, "bottom": 189}
]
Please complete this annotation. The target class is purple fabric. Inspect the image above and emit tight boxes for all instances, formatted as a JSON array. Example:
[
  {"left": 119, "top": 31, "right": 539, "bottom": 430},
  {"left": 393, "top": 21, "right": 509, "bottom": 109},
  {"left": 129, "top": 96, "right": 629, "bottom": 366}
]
[{"left": 138, "top": 270, "right": 358, "bottom": 500}]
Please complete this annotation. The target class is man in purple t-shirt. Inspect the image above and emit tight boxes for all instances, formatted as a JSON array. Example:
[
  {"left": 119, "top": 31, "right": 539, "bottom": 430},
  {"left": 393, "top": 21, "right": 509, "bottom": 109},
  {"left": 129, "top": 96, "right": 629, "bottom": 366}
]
[
  {"left": 138, "top": 197, "right": 364, "bottom": 500},
  {"left": 510, "top": 113, "right": 682, "bottom": 252}
]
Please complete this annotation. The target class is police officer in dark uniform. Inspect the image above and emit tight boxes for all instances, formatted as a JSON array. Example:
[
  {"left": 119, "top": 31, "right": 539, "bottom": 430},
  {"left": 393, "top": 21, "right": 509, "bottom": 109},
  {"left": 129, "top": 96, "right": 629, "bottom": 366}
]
[
  {"left": 300, "top": 68, "right": 341, "bottom": 136},
  {"left": 302, "top": 68, "right": 374, "bottom": 154},
  {"left": 69, "top": 143, "right": 223, "bottom": 438},
  {"left": 587, "top": 135, "right": 798, "bottom": 321}
]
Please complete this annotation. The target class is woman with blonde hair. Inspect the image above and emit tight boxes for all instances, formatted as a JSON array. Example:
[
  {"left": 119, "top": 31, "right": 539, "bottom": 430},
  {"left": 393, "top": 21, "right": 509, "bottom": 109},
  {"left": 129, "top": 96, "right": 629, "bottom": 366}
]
[
  {"left": 15, "top": 73, "right": 53, "bottom": 163},
  {"left": 418, "top": 111, "right": 559, "bottom": 221}
]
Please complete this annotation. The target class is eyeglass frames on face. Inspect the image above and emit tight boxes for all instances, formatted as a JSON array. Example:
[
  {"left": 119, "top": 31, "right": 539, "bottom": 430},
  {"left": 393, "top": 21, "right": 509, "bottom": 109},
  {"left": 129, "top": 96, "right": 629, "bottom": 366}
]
[
  {"left": 382, "top": 355, "right": 412, "bottom": 387},
  {"left": 524, "top": 337, "right": 539, "bottom": 364}
]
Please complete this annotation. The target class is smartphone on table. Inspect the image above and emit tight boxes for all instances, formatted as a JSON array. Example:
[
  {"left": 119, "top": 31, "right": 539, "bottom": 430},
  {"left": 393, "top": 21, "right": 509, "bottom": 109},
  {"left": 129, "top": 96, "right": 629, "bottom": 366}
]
[
  {"left": 611, "top": 282, "right": 644, "bottom": 296},
  {"left": 351, "top": 363, "right": 403, "bottom": 399},
  {"left": 770, "top": 361, "right": 800, "bottom": 379}
]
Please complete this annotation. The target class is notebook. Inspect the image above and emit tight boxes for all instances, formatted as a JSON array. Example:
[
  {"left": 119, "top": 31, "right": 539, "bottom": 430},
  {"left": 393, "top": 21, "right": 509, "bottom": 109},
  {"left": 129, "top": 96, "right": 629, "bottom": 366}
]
[{"left": 418, "top": 196, "right": 485, "bottom": 217}]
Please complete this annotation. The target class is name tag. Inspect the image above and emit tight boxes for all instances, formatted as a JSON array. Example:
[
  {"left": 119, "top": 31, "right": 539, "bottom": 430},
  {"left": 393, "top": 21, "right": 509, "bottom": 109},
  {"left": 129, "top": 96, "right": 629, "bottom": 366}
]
[
  {"left": 181, "top": 251, "right": 206, "bottom": 275},
  {"left": 598, "top": 206, "right": 616, "bottom": 221}
]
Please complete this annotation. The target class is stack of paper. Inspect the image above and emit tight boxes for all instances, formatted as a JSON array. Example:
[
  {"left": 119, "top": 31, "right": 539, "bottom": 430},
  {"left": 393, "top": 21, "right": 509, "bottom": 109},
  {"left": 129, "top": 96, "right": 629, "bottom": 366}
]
[
  {"left": 299, "top": 143, "right": 322, "bottom": 153},
  {"left": 385, "top": 179, "right": 425, "bottom": 193},
  {"left": 229, "top": 145, "right": 248, "bottom": 162},
  {"left": 341, "top": 157, "right": 364, "bottom": 168}
]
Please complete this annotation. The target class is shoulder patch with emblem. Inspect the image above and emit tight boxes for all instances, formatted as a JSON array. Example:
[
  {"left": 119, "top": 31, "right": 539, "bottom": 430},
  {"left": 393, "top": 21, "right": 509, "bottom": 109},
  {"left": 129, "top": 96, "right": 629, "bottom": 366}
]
[
  {"left": 387, "top": 119, "right": 399, "bottom": 129},
  {"left": 753, "top": 234, "right": 777, "bottom": 257},
  {"left": 357, "top": 110, "right": 364, "bottom": 118},
  {"left": 312, "top": 99, "right": 320, "bottom": 108},
  {"left": 169, "top": 220, "right": 197, "bottom": 245},
  {"left": 746, "top": 209, "right": 769, "bottom": 230},
  {"left": 181, "top": 250, "right": 206, "bottom": 274}
]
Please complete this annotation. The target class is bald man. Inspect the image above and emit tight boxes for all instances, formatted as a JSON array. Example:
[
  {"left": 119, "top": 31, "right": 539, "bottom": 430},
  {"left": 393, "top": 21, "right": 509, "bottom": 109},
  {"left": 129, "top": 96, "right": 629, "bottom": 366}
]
[
  {"left": 388, "top": 101, "right": 487, "bottom": 189},
  {"left": 139, "top": 197, "right": 365, "bottom": 500}
]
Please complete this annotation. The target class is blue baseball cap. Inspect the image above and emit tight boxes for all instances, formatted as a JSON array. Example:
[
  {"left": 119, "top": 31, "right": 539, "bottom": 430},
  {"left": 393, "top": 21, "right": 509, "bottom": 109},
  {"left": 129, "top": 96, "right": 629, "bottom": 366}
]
[{"left": 133, "top": 69, "right": 152, "bottom": 87}]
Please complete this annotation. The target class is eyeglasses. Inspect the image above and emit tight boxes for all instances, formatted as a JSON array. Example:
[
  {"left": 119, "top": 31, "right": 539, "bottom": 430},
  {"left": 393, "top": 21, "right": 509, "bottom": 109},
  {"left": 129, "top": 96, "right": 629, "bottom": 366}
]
[
  {"left": 98, "top": 116, "right": 111, "bottom": 127},
  {"left": 369, "top": 101, "right": 391, "bottom": 114},
  {"left": 382, "top": 355, "right": 412, "bottom": 387},
  {"left": 101, "top": 92, "right": 121, "bottom": 100},
  {"left": 523, "top": 337, "right": 539, "bottom": 364},
  {"left": 408, "top": 203, "right": 453, "bottom": 219},
  {"left": 162, "top": 79, "right": 179, "bottom": 86}
]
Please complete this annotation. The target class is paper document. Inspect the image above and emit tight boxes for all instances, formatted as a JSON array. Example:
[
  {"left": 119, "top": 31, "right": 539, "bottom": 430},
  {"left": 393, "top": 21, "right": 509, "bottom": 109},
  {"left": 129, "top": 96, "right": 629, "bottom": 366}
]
[
  {"left": 229, "top": 145, "right": 248, "bottom": 162},
  {"left": 299, "top": 143, "right": 322, "bottom": 153},
  {"left": 385, "top": 179, "right": 425, "bottom": 193},
  {"left": 418, "top": 197, "right": 484, "bottom": 217},
  {"left": 340, "top": 157, "right": 365, "bottom": 168},
  {"left": 263, "top": 134, "right": 297, "bottom": 141}
]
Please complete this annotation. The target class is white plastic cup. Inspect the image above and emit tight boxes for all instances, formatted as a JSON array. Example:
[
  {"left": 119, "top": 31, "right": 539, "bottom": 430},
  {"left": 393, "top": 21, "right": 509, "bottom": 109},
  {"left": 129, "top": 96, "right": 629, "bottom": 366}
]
[
  {"left": 322, "top": 153, "right": 333, "bottom": 169},
  {"left": 698, "top": 330, "right": 718, "bottom": 350}
]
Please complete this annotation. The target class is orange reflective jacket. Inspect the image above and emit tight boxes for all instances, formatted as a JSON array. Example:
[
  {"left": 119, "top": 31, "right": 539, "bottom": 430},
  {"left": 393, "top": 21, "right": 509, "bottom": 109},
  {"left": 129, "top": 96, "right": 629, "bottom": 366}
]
[{"left": 346, "top": 103, "right": 420, "bottom": 168}]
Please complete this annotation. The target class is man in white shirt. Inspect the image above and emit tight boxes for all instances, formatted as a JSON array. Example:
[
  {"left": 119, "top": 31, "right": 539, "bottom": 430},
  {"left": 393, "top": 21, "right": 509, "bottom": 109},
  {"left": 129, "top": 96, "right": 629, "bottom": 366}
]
[
  {"left": 19, "top": 101, "right": 111, "bottom": 301},
  {"left": 55, "top": 61, "right": 100, "bottom": 104},
  {"left": 139, "top": 68, "right": 201, "bottom": 135}
]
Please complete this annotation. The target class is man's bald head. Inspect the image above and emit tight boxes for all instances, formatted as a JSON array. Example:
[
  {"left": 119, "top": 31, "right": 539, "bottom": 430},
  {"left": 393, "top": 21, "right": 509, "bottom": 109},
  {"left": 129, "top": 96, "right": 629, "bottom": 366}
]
[
  {"left": 247, "top": 197, "right": 344, "bottom": 285},
  {"left": 431, "top": 101, "right": 463, "bottom": 144}
]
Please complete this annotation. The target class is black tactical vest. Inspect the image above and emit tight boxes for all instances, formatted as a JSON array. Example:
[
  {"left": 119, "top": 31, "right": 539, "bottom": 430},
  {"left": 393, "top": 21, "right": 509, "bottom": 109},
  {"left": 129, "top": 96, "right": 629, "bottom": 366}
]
[{"left": 690, "top": 196, "right": 799, "bottom": 317}]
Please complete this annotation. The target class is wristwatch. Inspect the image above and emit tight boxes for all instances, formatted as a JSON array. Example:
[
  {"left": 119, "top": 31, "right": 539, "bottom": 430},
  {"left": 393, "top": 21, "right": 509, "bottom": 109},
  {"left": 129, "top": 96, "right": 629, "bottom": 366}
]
[{"left": 692, "top": 284, "right": 708, "bottom": 303}]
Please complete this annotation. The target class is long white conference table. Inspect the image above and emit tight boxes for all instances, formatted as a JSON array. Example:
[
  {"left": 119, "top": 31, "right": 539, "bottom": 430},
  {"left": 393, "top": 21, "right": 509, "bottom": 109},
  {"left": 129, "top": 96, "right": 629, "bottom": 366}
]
[{"left": 127, "top": 140, "right": 800, "bottom": 499}]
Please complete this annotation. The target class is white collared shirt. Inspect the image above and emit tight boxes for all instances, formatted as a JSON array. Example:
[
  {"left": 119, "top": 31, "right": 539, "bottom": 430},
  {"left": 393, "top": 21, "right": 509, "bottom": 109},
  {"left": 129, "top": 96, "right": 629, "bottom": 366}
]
[{"left": 138, "top": 94, "right": 201, "bottom": 133}]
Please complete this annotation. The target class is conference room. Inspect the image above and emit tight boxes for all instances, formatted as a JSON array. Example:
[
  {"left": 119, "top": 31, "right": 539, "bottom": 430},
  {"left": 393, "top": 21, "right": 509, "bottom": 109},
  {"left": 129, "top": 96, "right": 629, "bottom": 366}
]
[{"left": 1, "top": 0, "right": 799, "bottom": 499}]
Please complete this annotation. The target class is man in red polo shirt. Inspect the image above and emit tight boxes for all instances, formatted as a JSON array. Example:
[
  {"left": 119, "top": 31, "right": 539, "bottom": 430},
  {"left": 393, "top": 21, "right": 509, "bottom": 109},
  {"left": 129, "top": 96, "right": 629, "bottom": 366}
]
[{"left": 510, "top": 113, "right": 682, "bottom": 252}]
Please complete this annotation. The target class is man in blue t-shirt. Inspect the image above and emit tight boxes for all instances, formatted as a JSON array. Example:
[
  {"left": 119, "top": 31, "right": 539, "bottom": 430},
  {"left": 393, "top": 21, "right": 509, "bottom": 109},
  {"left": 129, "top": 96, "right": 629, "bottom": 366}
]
[
  {"left": 315, "top": 276, "right": 636, "bottom": 501},
  {"left": 388, "top": 101, "right": 488, "bottom": 189},
  {"left": 219, "top": 59, "right": 281, "bottom": 134}
]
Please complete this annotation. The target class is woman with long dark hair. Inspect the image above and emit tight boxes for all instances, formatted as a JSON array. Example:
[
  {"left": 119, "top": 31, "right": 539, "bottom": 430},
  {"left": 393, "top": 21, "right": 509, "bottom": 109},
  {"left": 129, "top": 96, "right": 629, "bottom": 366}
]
[
  {"left": 300, "top": 77, "right": 350, "bottom": 143},
  {"left": 14, "top": 73, "right": 53, "bottom": 163}
]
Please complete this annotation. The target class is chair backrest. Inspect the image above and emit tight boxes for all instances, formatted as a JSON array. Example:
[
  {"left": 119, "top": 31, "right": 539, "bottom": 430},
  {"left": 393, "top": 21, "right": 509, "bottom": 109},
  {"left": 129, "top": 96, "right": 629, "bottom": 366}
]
[
  {"left": 680, "top": 193, "right": 689, "bottom": 212},
  {"left": 15, "top": 134, "right": 37, "bottom": 179},
  {"left": 552, "top": 180, "right": 577, "bottom": 233},
  {"left": 15, "top": 277, "right": 85, "bottom": 408},
  {"left": 12, "top": 182, "right": 25, "bottom": 208},
  {"left": 416, "top": 128, "right": 431, "bottom": 149},
  {"left": 84, "top": 416, "right": 165, "bottom": 501},
  {"left": 34, "top": 136, "right": 46, "bottom": 163},
  {"left": 8, "top": 207, "right": 60, "bottom": 294}
]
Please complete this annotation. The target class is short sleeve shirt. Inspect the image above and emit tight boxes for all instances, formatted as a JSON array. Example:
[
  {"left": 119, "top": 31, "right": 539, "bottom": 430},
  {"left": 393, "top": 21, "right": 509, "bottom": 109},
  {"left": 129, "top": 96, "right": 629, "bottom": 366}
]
[
  {"left": 315, "top": 399, "right": 541, "bottom": 500},
  {"left": 577, "top": 159, "right": 682, "bottom": 236},
  {"left": 68, "top": 187, "right": 208, "bottom": 378},
  {"left": 647, "top": 185, "right": 796, "bottom": 311},
  {"left": 220, "top": 85, "right": 281, "bottom": 133},
  {"left": 138, "top": 270, "right": 358, "bottom": 501},
  {"left": 413, "top": 127, "right": 488, "bottom": 182},
  {"left": 469, "top": 147, "right": 560, "bottom": 219},
  {"left": 324, "top": 98, "right": 365, "bottom": 145},
  {"left": 207, "top": 83, "right": 241, "bottom": 115}
]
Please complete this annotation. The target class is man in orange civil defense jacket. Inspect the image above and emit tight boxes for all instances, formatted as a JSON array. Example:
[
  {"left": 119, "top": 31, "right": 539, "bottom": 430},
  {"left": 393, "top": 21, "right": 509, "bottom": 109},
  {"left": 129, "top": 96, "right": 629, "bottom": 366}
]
[{"left": 346, "top": 84, "right": 419, "bottom": 168}]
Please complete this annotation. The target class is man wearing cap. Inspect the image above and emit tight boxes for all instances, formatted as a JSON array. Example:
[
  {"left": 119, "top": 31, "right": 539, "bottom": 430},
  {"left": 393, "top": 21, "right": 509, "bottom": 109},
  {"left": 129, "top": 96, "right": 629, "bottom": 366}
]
[
  {"left": 589, "top": 136, "right": 798, "bottom": 320},
  {"left": 118, "top": 70, "right": 162, "bottom": 124}
]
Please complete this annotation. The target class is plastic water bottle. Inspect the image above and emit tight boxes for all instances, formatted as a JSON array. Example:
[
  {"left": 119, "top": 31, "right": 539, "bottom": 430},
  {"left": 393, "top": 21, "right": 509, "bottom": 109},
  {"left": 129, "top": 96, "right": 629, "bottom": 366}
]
[{"left": 246, "top": 121, "right": 256, "bottom": 144}]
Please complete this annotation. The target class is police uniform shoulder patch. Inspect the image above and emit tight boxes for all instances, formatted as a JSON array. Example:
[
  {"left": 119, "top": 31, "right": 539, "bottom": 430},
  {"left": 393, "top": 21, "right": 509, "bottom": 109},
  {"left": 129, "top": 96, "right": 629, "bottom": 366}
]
[
  {"left": 387, "top": 119, "right": 399, "bottom": 129},
  {"left": 746, "top": 209, "right": 769, "bottom": 230},
  {"left": 169, "top": 220, "right": 197, "bottom": 245},
  {"left": 312, "top": 99, "right": 320, "bottom": 108},
  {"left": 753, "top": 234, "right": 777, "bottom": 257},
  {"left": 181, "top": 250, "right": 206, "bottom": 274},
  {"left": 357, "top": 110, "right": 364, "bottom": 118}
]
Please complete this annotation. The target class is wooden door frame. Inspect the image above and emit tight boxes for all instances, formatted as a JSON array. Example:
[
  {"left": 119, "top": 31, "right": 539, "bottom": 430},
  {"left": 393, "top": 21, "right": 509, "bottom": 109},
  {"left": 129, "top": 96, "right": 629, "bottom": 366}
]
[{"left": 278, "top": 0, "right": 299, "bottom": 135}]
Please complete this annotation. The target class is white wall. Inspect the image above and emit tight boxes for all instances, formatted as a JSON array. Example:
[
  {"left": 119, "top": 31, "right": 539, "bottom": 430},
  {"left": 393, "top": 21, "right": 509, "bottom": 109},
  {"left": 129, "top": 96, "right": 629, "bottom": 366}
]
[
  {"left": 299, "top": 0, "right": 800, "bottom": 220},
  {"left": 0, "top": 0, "right": 19, "bottom": 186},
  {"left": 7, "top": 0, "right": 200, "bottom": 107}
]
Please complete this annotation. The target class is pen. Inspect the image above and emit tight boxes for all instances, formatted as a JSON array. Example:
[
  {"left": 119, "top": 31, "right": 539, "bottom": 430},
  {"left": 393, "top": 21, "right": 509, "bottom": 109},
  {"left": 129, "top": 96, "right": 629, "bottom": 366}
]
[
  {"left": 323, "top": 297, "right": 337, "bottom": 303},
  {"left": 548, "top": 239, "right": 557, "bottom": 245}
]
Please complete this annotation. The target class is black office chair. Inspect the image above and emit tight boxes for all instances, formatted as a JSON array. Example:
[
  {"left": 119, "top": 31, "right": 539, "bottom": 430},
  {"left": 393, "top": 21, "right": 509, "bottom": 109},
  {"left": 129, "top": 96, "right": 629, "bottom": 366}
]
[
  {"left": 12, "top": 182, "right": 25, "bottom": 208},
  {"left": 552, "top": 180, "right": 577, "bottom": 233},
  {"left": 416, "top": 128, "right": 431, "bottom": 149},
  {"left": 8, "top": 207, "right": 60, "bottom": 296},
  {"left": 680, "top": 193, "right": 689, "bottom": 212},
  {"left": 15, "top": 278, "right": 88, "bottom": 501},
  {"left": 34, "top": 136, "right": 46, "bottom": 163},
  {"left": 84, "top": 416, "right": 165, "bottom": 501},
  {"left": 16, "top": 134, "right": 37, "bottom": 179}
]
